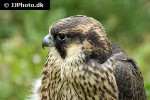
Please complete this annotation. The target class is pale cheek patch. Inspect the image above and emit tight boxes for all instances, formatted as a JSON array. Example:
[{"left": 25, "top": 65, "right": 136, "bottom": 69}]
[
  {"left": 65, "top": 44, "right": 83, "bottom": 62},
  {"left": 60, "top": 44, "right": 86, "bottom": 79}
]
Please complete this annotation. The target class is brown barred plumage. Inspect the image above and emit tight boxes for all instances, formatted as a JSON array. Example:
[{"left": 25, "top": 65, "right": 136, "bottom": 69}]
[{"left": 28, "top": 15, "right": 147, "bottom": 100}]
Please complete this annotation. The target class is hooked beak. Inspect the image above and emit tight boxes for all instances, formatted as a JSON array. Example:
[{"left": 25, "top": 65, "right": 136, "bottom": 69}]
[{"left": 42, "top": 34, "right": 53, "bottom": 49}]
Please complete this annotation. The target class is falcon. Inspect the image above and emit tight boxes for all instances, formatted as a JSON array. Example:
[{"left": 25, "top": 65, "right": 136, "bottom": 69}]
[{"left": 29, "top": 15, "right": 147, "bottom": 100}]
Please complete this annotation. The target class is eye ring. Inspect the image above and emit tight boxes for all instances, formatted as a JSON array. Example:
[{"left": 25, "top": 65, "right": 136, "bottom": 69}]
[{"left": 56, "top": 34, "right": 66, "bottom": 41}]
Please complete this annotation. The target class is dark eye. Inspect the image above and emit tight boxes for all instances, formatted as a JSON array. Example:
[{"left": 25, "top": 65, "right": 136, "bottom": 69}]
[{"left": 56, "top": 34, "right": 66, "bottom": 41}]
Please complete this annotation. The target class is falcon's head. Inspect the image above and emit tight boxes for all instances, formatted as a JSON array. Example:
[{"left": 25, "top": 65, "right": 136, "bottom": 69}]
[{"left": 42, "top": 15, "right": 111, "bottom": 64}]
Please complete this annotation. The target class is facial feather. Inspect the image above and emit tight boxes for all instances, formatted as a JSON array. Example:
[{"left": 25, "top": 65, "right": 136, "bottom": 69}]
[
  {"left": 40, "top": 15, "right": 121, "bottom": 99},
  {"left": 43, "top": 15, "right": 113, "bottom": 80},
  {"left": 49, "top": 15, "right": 111, "bottom": 63}
]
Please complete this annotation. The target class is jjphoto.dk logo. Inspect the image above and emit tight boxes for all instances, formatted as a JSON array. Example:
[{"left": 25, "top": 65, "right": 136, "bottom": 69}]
[
  {"left": 0, "top": 0, "right": 50, "bottom": 10},
  {"left": 4, "top": 2, "right": 43, "bottom": 8},
  {"left": 12, "top": 2, "right": 43, "bottom": 8}
]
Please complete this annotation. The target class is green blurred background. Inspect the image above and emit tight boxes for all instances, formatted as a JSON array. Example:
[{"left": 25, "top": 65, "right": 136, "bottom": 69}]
[{"left": 0, "top": 0, "right": 150, "bottom": 99}]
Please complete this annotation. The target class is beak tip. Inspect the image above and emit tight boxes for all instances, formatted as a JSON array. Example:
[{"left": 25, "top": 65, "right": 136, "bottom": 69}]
[
  {"left": 42, "top": 41, "right": 45, "bottom": 49},
  {"left": 42, "top": 34, "right": 53, "bottom": 49}
]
